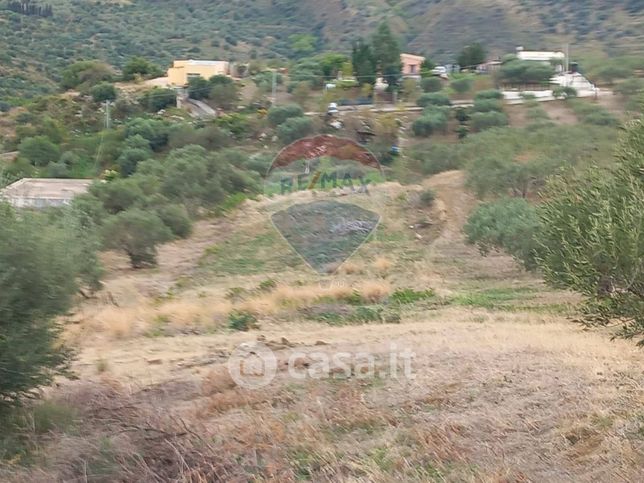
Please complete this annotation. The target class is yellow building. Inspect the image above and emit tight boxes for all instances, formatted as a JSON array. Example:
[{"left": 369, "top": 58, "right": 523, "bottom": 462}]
[{"left": 167, "top": 60, "right": 231, "bottom": 86}]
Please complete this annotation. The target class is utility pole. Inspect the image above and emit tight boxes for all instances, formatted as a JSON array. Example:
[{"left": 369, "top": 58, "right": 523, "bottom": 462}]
[
  {"left": 271, "top": 71, "right": 277, "bottom": 107},
  {"left": 104, "top": 100, "right": 111, "bottom": 129}
]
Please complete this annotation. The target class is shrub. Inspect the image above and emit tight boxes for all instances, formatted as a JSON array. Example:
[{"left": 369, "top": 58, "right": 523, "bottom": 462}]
[
  {"left": 390, "top": 288, "right": 435, "bottom": 304},
  {"left": 472, "top": 99, "right": 503, "bottom": 113},
  {"left": 277, "top": 116, "right": 313, "bottom": 144},
  {"left": 156, "top": 204, "right": 193, "bottom": 238},
  {"left": 412, "top": 107, "right": 449, "bottom": 137},
  {"left": 101, "top": 208, "right": 172, "bottom": 268},
  {"left": 122, "top": 56, "right": 163, "bottom": 81},
  {"left": 90, "top": 82, "right": 117, "bottom": 103},
  {"left": 470, "top": 111, "right": 509, "bottom": 131},
  {"left": 475, "top": 90, "right": 503, "bottom": 101},
  {"left": 228, "top": 311, "right": 259, "bottom": 331},
  {"left": 417, "top": 93, "right": 451, "bottom": 107},
  {"left": 419, "top": 188, "right": 436, "bottom": 206},
  {"left": 552, "top": 86, "right": 577, "bottom": 99},
  {"left": 267, "top": 104, "right": 304, "bottom": 126},
  {"left": 18, "top": 136, "right": 60, "bottom": 167},
  {"left": 583, "top": 110, "right": 619, "bottom": 126},
  {"left": 464, "top": 197, "right": 540, "bottom": 269},
  {"left": 140, "top": 88, "right": 176, "bottom": 112},
  {"left": 411, "top": 143, "right": 463, "bottom": 175},
  {"left": 450, "top": 77, "right": 473, "bottom": 94},
  {"left": 421, "top": 77, "right": 442, "bottom": 93}
]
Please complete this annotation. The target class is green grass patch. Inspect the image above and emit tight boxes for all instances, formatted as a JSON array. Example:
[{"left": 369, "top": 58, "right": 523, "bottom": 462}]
[
  {"left": 449, "top": 287, "right": 536, "bottom": 310},
  {"left": 199, "top": 225, "right": 303, "bottom": 276}
]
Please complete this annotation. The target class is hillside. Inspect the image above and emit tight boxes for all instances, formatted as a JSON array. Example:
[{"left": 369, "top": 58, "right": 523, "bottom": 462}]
[
  {"left": 3, "top": 170, "right": 642, "bottom": 481},
  {"left": 0, "top": 0, "right": 643, "bottom": 99}
]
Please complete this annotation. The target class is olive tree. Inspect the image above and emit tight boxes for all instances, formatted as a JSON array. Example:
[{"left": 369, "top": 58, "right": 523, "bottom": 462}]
[{"left": 0, "top": 205, "right": 100, "bottom": 407}]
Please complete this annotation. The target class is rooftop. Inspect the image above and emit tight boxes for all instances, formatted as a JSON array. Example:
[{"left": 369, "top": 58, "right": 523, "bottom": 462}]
[
  {"left": 1, "top": 178, "right": 92, "bottom": 200},
  {"left": 517, "top": 51, "right": 565, "bottom": 62},
  {"left": 174, "top": 59, "right": 230, "bottom": 67}
]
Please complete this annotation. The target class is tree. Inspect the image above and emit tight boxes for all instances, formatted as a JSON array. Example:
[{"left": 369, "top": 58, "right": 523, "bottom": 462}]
[
  {"left": 60, "top": 60, "right": 114, "bottom": 91},
  {"left": 187, "top": 76, "right": 210, "bottom": 100},
  {"left": 537, "top": 119, "right": 644, "bottom": 344},
  {"left": 292, "top": 81, "right": 312, "bottom": 107},
  {"left": 140, "top": 88, "right": 176, "bottom": 112},
  {"left": 372, "top": 23, "right": 401, "bottom": 86},
  {"left": 451, "top": 77, "right": 473, "bottom": 95},
  {"left": 122, "top": 56, "right": 163, "bottom": 81},
  {"left": 90, "top": 82, "right": 117, "bottom": 103},
  {"left": 0, "top": 205, "right": 99, "bottom": 407},
  {"left": 470, "top": 111, "right": 509, "bottom": 131},
  {"left": 210, "top": 83, "right": 237, "bottom": 110},
  {"left": 500, "top": 60, "right": 555, "bottom": 85},
  {"left": 18, "top": 135, "right": 61, "bottom": 167},
  {"left": 156, "top": 204, "right": 193, "bottom": 238},
  {"left": 412, "top": 111, "right": 448, "bottom": 137},
  {"left": 289, "top": 34, "right": 317, "bottom": 57},
  {"left": 417, "top": 93, "right": 451, "bottom": 107},
  {"left": 465, "top": 197, "right": 540, "bottom": 270},
  {"left": 421, "top": 77, "right": 442, "bottom": 93},
  {"left": 277, "top": 117, "right": 314, "bottom": 144},
  {"left": 102, "top": 209, "right": 172, "bottom": 268},
  {"left": 352, "top": 39, "right": 377, "bottom": 85},
  {"left": 457, "top": 43, "right": 486, "bottom": 69},
  {"left": 267, "top": 104, "right": 304, "bottom": 127}
]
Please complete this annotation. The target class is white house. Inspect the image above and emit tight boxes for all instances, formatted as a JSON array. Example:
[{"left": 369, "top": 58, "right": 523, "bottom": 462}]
[{"left": 516, "top": 47, "right": 566, "bottom": 72}]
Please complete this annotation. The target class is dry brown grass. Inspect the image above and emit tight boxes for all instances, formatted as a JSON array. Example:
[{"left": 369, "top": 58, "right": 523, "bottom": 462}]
[
  {"left": 357, "top": 279, "right": 392, "bottom": 303},
  {"left": 338, "top": 260, "right": 364, "bottom": 275},
  {"left": 372, "top": 256, "right": 393, "bottom": 276}
]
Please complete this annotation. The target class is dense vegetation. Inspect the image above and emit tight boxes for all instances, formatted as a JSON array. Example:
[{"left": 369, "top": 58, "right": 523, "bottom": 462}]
[
  {"left": 0, "top": 0, "right": 643, "bottom": 100},
  {"left": 464, "top": 119, "right": 643, "bottom": 345}
]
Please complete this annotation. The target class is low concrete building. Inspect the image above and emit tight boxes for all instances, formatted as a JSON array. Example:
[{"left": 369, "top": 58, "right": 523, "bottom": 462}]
[
  {"left": 167, "top": 59, "right": 231, "bottom": 86},
  {"left": 1, "top": 178, "right": 92, "bottom": 208}
]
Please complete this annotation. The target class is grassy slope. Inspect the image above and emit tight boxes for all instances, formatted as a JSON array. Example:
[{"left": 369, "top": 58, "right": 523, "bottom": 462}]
[
  {"left": 0, "top": 0, "right": 642, "bottom": 99},
  {"left": 4, "top": 170, "right": 642, "bottom": 481}
]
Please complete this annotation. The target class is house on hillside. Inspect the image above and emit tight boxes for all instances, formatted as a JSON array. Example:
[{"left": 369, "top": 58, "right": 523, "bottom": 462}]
[
  {"left": 1, "top": 178, "right": 92, "bottom": 208},
  {"left": 167, "top": 60, "right": 231, "bottom": 86},
  {"left": 516, "top": 47, "right": 566, "bottom": 72},
  {"left": 401, "top": 53, "right": 426, "bottom": 78}
]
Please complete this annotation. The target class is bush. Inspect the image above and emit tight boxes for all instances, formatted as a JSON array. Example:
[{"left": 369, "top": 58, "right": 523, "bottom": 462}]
[
  {"left": 0, "top": 205, "right": 99, "bottom": 408},
  {"left": 140, "top": 88, "right": 176, "bottom": 112},
  {"left": 90, "top": 82, "right": 117, "bottom": 103},
  {"left": 418, "top": 188, "right": 436, "bottom": 206},
  {"left": 472, "top": 99, "right": 503, "bottom": 113},
  {"left": 450, "top": 77, "right": 473, "bottom": 94},
  {"left": 475, "top": 90, "right": 503, "bottom": 101},
  {"left": 470, "top": 111, "right": 509, "bottom": 131},
  {"left": 389, "top": 288, "right": 435, "bottom": 304},
  {"left": 552, "top": 86, "right": 578, "bottom": 99},
  {"left": 411, "top": 143, "right": 463, "bottom": 175},
  {"left": 122, "top": 56, "right": 163, "bottom": 81},
  {"left": 267, "top": 104, "right": 304, "bottom": 127},
  {"left": 464, "top": 197, "right": 540, "bottom": 269},
  {"left": 102, "top": 208, "right": 173, "bottom": 268},
  {"left": 18, "top": 135, "right": 60, "bottom": 167},
  {"left": 417, "top": 93, "right": 451, "bottom": 107},
  {"left": 412, "top": 112, "right": 448, "bottom": 137},
  {"left": 277, "top": 116, "right": 313, "bottom": 144},
  {"left": 583, "top": 110, "right": 619, "bottom": 126},
  {"left": 421, "top": 77, "right": 442, "bottom": 93},
  {"left": 228, "top": 311, "right": 259, "bottom": 331},
  {"left": 156, "top": 204, "right": 193, "bottom": 238}
]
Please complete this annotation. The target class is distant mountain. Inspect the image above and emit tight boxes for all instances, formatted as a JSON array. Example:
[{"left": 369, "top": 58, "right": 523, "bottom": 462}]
[{"left": 0, "top": 0, "right": 642, "bottom": 99}]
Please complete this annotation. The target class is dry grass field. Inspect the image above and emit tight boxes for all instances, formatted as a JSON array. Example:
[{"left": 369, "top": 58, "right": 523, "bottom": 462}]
[{"left": 2, "top": 171, "right": 642, "bottom": 482}]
